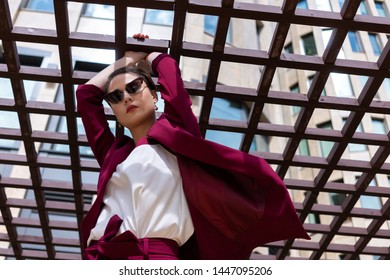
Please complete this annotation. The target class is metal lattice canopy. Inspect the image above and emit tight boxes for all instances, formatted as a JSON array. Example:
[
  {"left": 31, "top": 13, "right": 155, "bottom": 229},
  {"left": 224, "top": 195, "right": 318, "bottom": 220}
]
[{"left": 1, "top": 0, "right": 390, "bottom": 259}]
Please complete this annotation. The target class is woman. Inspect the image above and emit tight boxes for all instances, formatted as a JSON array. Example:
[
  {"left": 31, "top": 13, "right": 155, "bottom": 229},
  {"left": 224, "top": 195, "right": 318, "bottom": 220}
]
[{"left": 76, "top": 34, "right": 309, "bottom": 260}]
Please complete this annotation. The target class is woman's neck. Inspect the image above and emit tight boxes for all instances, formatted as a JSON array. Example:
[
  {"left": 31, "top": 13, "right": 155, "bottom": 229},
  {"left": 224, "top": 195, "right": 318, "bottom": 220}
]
[{"left": 128, "top": 119, "right": 155, "bottom": 145}]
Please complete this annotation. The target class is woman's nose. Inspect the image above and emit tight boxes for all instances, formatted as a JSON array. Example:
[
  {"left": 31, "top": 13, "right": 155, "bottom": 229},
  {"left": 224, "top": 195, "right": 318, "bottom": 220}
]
[{"left": 123, "top": 91, "right": 134, "bottom": 103}]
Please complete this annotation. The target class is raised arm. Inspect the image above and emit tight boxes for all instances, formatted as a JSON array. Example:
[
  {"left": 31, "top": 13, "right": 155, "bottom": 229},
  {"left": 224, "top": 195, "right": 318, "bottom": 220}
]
[
  {"left": 76, "top": 51, "right": 147, "bottom": 166},
  {"left": 86, "top": 51, "right": 147, "bottom": 90},
  {"left": 145, "top": 52, "right": 201, "bottom": 137}
]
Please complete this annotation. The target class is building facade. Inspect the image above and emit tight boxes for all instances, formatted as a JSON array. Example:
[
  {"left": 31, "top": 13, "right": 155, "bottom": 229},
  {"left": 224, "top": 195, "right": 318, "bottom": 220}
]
[
  {"left": 256, "top": 0, "right": 390, "bottom": 259},
  {"left": 1, "top": 0, "right": 390, "bottom": 259}
]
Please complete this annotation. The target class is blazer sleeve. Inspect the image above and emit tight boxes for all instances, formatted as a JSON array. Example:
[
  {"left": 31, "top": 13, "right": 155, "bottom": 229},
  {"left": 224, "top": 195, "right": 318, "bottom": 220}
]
[
  {"left": 76, "top": 84, "right": 115, "bottom": 167},
  {"left": 152, "top": 54, "right": 201, "bottom": 138}
]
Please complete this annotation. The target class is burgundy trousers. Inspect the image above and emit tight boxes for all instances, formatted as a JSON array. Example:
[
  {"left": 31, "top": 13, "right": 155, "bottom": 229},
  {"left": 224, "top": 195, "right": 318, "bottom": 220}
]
[{"left": 84, "top": 215, "right": 179, "bottom": 260}]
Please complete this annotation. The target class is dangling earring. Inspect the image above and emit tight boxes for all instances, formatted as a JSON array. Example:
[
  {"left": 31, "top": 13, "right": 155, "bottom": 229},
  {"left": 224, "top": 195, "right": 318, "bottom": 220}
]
[{"left": 155, "top": 104, "right": 158, "bottom": 111}]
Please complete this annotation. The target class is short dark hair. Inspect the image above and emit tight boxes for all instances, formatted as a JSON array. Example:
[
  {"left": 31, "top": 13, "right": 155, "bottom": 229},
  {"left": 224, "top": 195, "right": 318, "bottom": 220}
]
[{"left": 105, "top": 65, "right": 156, "bottom": 93}]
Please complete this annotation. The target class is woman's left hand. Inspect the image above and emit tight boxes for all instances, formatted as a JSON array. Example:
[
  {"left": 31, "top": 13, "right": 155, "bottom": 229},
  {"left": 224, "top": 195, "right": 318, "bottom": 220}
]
[{"left": 133, "top": 33, "right": 149, "bottom": 40}]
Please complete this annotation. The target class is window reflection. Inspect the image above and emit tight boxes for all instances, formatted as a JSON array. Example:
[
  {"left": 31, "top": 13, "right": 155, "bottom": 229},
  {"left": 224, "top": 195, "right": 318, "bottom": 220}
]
[
  {"left": 26, "top": 0, "right": 54, "bottom": 12},
  {"left": 0, "top": 54, "right": 43, "bottom": 150},
  {"left": 358, "top": 177, "right": 382, "bottom": 210},
  {"left": 317, "top": 121, "right": 334, "bottom": 157},
  {"left": 297, "top": 0, "right": 308, "bottom": 9},
  {"left": 301, "top": 33, "right": 317, "bottom": 56},
  {"left": 315, "top": 0, "right": 331, "bottom": 11},
  {"left": 369, "top": 33, "right": 382, "bottom": 56},
  {"left": 348, "top": 31, "right": 364, "bottom": 52},
  {"left": 331, "top": 73, "right": 354, "bottom": 97},
  {"left": 83, "top": 4, "right": 115, "bottom": 19},
  {"left": 205, "top": 98, "right": 258, "bottom": 151},
  {"left": 359, "top": 0, "right": 369, "bottom": 15},
  {"left": 144, "top": 9, "right": 174, "bottom": 26},
  {"left": 375, "top": 1, "right": 388, "bottom": 17},
  {"left": 204, "top": 15, "right": 233, "bottom": 44}
]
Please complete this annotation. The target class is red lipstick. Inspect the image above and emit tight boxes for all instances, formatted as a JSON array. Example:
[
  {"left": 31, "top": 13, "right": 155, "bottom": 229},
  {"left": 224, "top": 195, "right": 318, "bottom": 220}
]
[{"left": 126, "top": 105, "right": 138, "bottom": 113}]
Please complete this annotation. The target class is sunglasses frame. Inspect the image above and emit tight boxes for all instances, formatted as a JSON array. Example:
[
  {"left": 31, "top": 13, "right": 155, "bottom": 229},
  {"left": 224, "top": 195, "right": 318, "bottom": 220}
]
[{"left": 104, "top": 77, "right": 145, "bottom": 104}]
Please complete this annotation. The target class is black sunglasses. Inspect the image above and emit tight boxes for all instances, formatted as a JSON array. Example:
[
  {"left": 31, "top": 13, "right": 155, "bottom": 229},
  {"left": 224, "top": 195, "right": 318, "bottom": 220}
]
[{"left": 104, "top": 77, "right": 145, "bottom": 104}]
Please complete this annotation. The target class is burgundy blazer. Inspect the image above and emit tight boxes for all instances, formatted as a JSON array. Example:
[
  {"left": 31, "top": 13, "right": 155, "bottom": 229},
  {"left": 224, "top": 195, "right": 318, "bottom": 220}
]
[{"left": 76, "top": 54, "right": 309, "bottom": 260}]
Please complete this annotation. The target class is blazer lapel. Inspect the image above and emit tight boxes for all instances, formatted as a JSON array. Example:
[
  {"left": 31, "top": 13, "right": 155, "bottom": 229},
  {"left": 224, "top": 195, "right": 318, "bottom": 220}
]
[{"left": 81, "top": 136, "right": 134, "bottom": 248}]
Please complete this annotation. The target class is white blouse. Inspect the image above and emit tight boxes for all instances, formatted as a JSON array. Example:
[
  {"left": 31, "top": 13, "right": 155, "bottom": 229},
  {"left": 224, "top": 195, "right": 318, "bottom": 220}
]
[{"left": 87, "top": 144, "right": 194, "bottom": 246}]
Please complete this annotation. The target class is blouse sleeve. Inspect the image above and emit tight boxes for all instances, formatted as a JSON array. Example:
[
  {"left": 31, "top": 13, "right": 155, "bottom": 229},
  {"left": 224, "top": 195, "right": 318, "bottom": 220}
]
[
  {"left": 152, "top": 54, "right": 201, "bottom": 138},
  {"left": 76, "top": 84, "right": 115, "bottom": 167}
]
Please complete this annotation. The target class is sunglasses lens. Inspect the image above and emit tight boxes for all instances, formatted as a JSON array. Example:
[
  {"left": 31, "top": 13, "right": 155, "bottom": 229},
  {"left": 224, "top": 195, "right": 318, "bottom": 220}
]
[
  {"left": 125, "top": 78, "right": 143, "bottom": 94},
  {"left": 105, "top": 77, "right": 143, "bottom": 104},
  {"left": 105, "top": 90, "right": 123, "bottom": 104}
]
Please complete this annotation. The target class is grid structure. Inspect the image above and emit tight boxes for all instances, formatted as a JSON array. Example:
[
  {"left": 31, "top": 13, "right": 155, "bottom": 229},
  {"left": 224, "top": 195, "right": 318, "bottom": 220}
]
[{"left": 1, "top": 0, "right": 390, "bottom": 260}]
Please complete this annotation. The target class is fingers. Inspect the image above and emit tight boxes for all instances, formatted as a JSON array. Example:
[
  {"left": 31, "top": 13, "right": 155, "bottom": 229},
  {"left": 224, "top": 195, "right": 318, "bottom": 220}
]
[{"left": 133, "top": 33, "right": 149, "bottom": 40}]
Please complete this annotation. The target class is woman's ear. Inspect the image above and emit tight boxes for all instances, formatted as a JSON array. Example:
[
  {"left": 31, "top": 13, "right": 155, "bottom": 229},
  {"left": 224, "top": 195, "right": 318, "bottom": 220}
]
[{"left": 151, "top": 90, "right": 158, "bottom": 102}]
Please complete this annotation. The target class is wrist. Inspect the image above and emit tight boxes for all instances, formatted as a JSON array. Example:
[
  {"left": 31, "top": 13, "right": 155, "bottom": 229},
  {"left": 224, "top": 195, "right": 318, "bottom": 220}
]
[{"left": 145, "top": 52, "right": 161, "bottom": 66}]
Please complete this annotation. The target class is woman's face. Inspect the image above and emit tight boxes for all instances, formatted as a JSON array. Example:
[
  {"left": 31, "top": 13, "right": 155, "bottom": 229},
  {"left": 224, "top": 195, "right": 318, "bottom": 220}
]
[{"left": 107, "top": 72, "right": 158, "bottom": 130}]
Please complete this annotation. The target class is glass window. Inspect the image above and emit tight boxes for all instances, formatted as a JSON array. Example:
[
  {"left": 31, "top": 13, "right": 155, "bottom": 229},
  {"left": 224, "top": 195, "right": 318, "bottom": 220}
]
[
  {"left": 0, "top": 111, "right": 20, "bottom": 149},
  {"left": 299, "top": 139, "right": 310, "bottom": 156},
  {"left": 342, "top": 119, "right": 367, "bottom": 152},
  {"left": 369, "top": 33, "right": 382, "bottom": 56},
  {"left": 315, "top": 0, "right": 331, "bottom": 11},
  {"left": 0, "top": 54, "right": 43, "bottom": 150},
  {"left": 380, "top": 78, "right": 390, "bottom": 100},
  {"left": 205, "top": 15, "right": 218, "bottom": 36},
  {"left": 0, "top": 111, "right": 19, "bottom": 130},
  {"left": 37, "top": 84, "right": 100, "bottom": 195},
  {"left": 338, "top": 0, "right": 344, "bottom": 9},
  {"left": 41, "top": 81, "right": 107, "bottom": 157},
  {"left": 297, "top": 0, "right": 308, "bottom": 9},
  {"left": 255, "top": 134, "right": 269, "bottom": 153},
  {"left": 375, "top": 1, "right": 388, "bottom": 16},
  {"left": 18, "top": 190, "right": 84, "bottom": 254},
  {"left": 348, "top": 31, "right": 364, "bottom": 52},
  {"left": 360, "top": 195, "right": 381, "bottom": 209},
  {"left": 372, "top": 118, "right": 387, "bottom": 134},
  {"left": 46, "top": 115, "right": 95, "bottom": 157},
  {"left": 26, "top": 0, "right": 54, "bottom": 12},
  {"left": 301, "top": 33, "right": 317, "bottom": 56},
  {"left": 318, "top": 121, "right": 334, "bottom": 157},
  {"left": 284, "top": 43, "right": 293, "bottom": 54},
  {"left": 144, "top": 9, "right": 174, "bottom": 26},
  {"left": 358, "top": 178, "right": 381, "bottom": 209},
  {"left": 290, "top": 84, "right": 301, "bottom": 114},
  {"left": 0, "top": 78, "right": 13, "bottom": 99},
  {"left": 307, "top": 75, "right": 325, "bottom": 96},
  {"left": 268, "top": 246, "right": 280, "bottom": 255},
  {"left": 83, "top": 4, "right": 114, "bottom": 19},
  {"left": 331, "top": 73, "right": 354, "bottom": 97},
  {"left": 308, "top": 212, "right": 320, "bottom": 224},
  {"left": 305, "top": 193, "right": 320, "bottom": 224},
  {"left": 322, "top": 27, "right": 346, "bottom": 63},
  {"left": 208, "top": 98, "right": 247, "bottom": 122},
  {"left": 348, "top": 135, "right": 367, "bottom": 152},
  {"left": 0, "top": 114, "right": 18, "bottom": 142},
  {"left": 340, "top": 254, "right": 361, "bottom": 260},
  {"left": 359, "top": 75, "right": 369, "bottom": 89},
  {"left": 359, "top": 0, "right": 369, "bottom": 15},
  {"left": 205, "top": 98, "right": 257, "bottom": 150},
  {"left": 204, "top": 15, "right": 233, "bottom": 44},
  {"left": 330, "top": 192, "right": 347, "bottom": 206}
]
